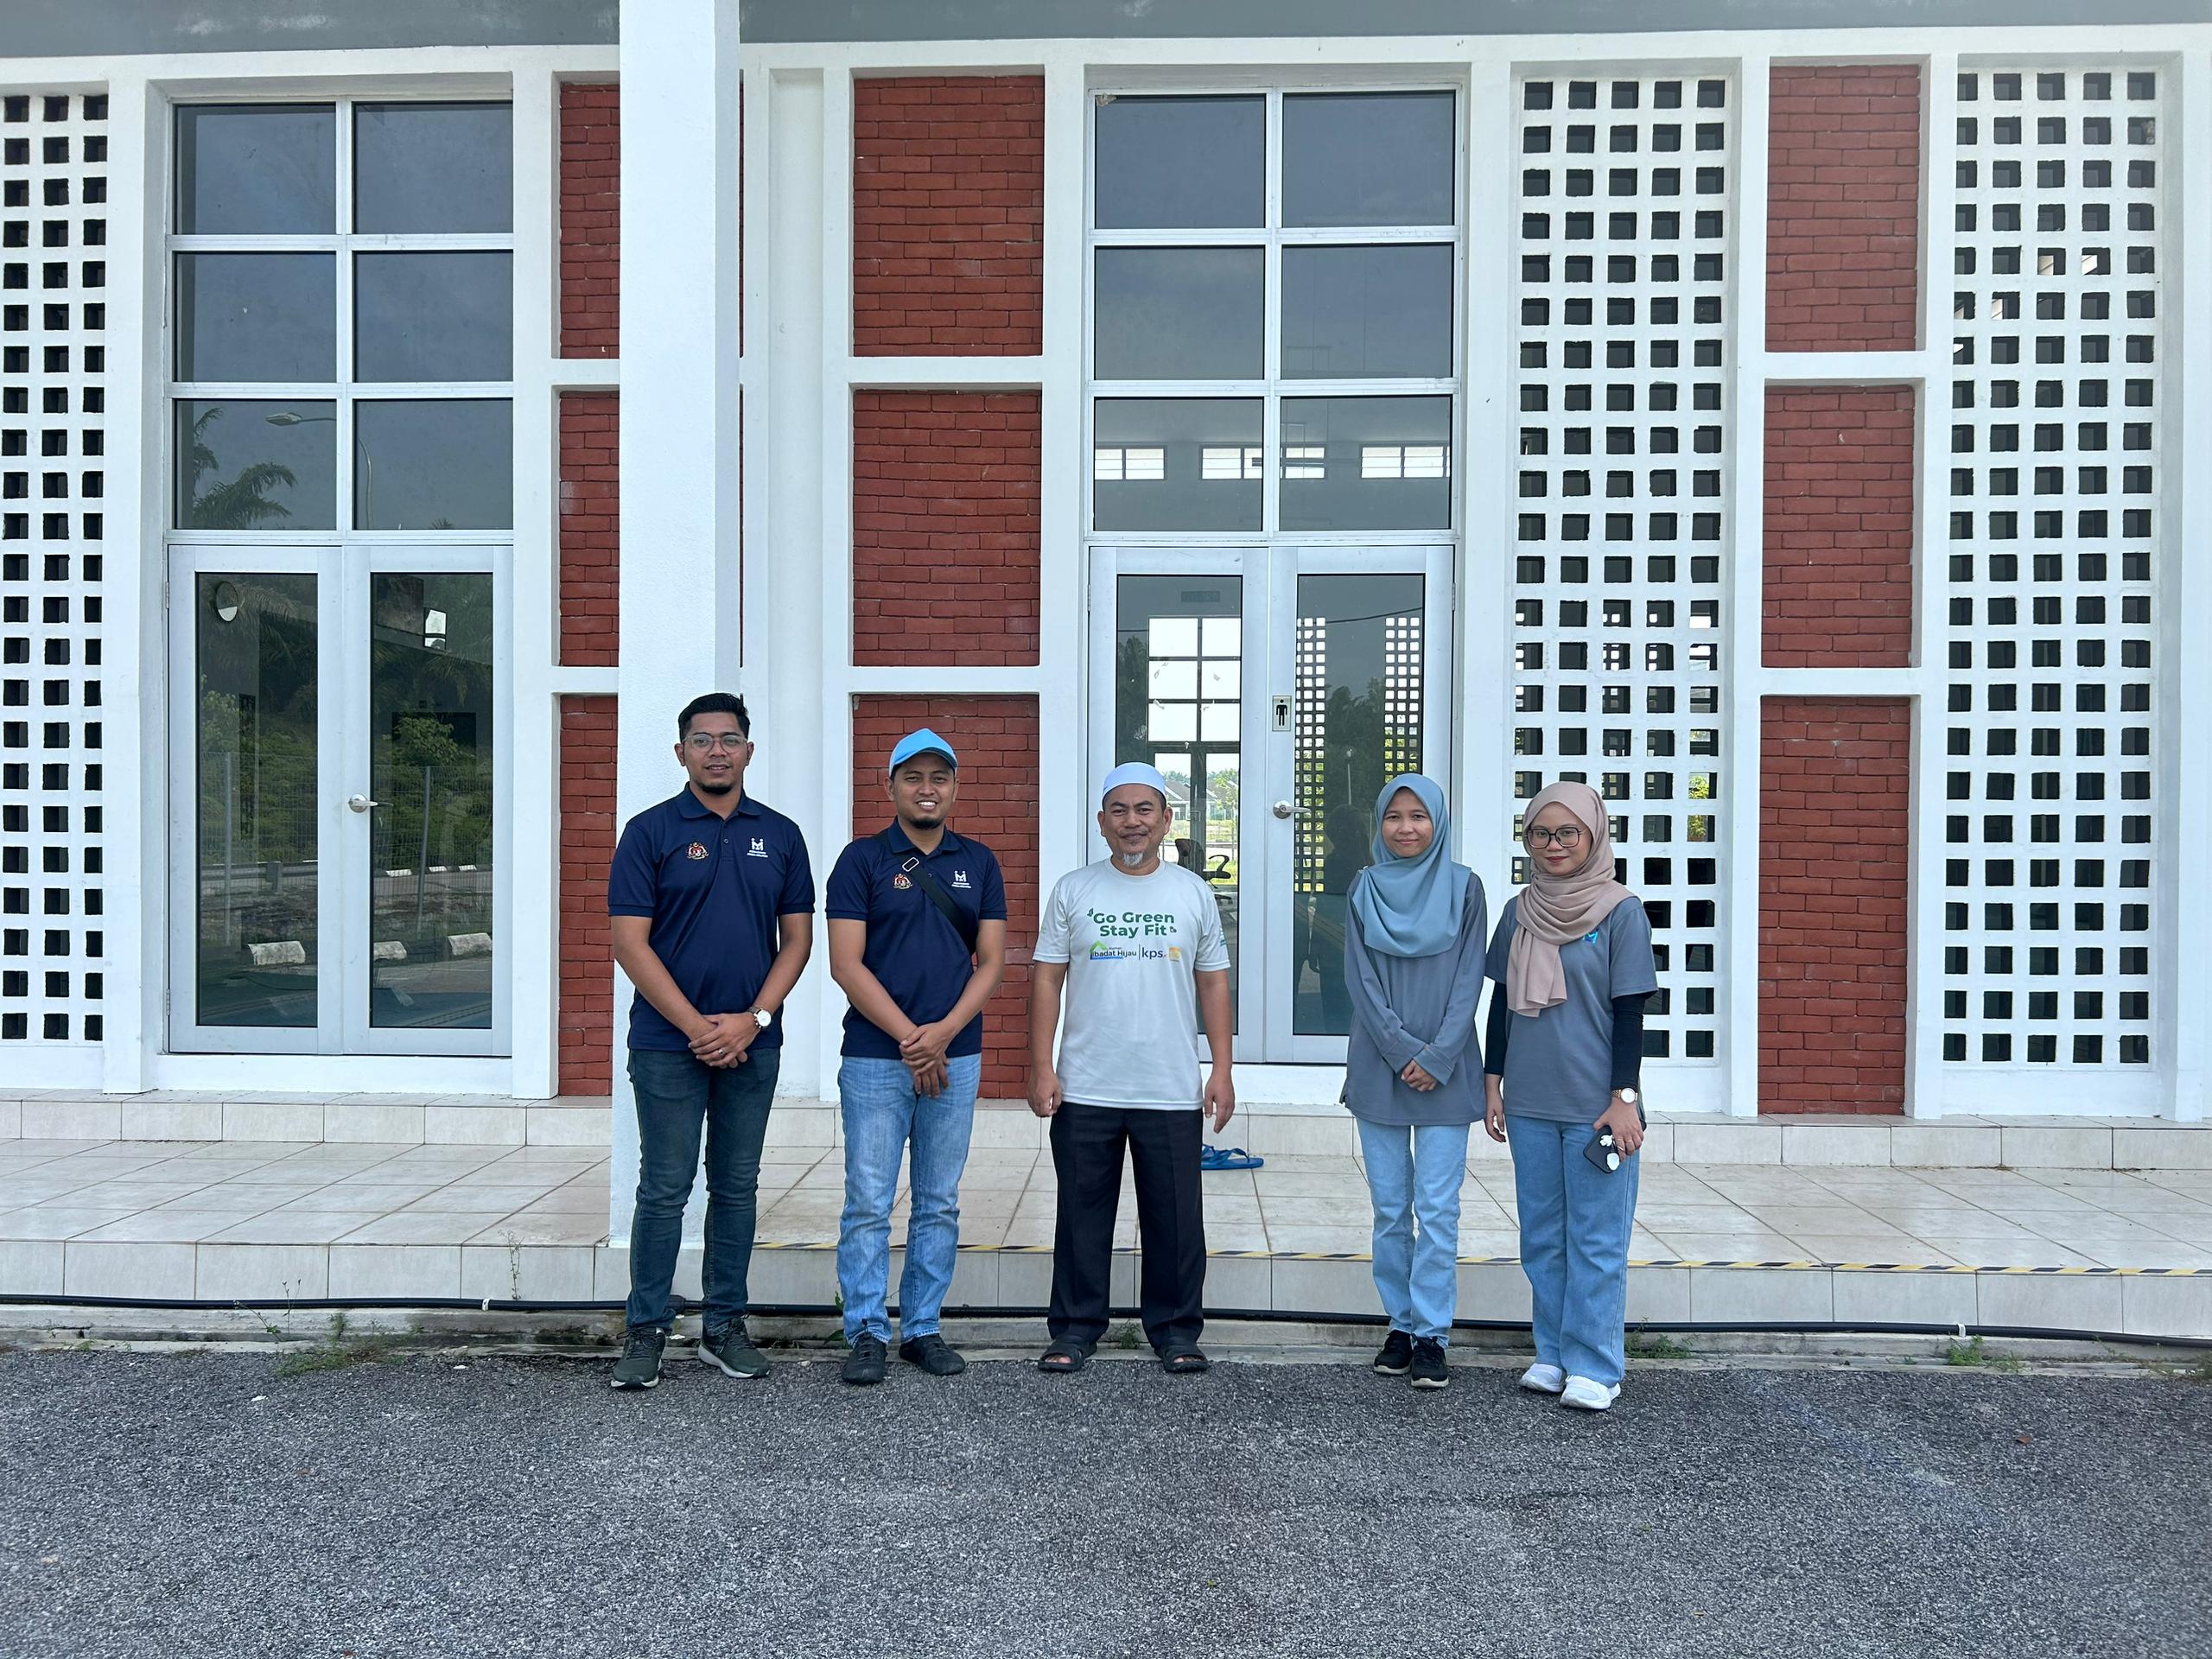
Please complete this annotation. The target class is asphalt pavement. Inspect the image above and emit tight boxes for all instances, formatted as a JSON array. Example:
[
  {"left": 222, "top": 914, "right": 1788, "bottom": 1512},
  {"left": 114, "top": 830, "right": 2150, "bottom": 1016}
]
[{"left": 2, "top": 1344, "right": 2207, "bottom": 1658}]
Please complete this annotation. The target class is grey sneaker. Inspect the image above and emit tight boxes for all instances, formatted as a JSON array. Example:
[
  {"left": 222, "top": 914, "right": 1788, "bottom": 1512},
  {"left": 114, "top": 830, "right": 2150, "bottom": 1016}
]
[
  {"left": 699, "top": 1321, "right": 769, "bottom": 1379},
  {"left": 899, "top": 1333, "right": 967, "bottom": 1376},
  {"left": 611, "top": 1327, "right": 665, "bottom": 1390},
  {"left": 842, "top": 1333, "right": 888, "bottom": 1386}
]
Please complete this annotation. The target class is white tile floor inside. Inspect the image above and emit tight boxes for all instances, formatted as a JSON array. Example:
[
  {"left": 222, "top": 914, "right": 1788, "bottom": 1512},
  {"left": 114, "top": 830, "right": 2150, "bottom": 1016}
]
[{"left": 3, "top": 1139, "right": 2210, "bottom": 1270}]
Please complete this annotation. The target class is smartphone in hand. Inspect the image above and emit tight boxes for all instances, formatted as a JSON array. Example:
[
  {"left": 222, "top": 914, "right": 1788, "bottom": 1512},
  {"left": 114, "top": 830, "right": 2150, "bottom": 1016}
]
[{"left": 1583, "top": 1123, "right": 1624, "bottom": 1174}]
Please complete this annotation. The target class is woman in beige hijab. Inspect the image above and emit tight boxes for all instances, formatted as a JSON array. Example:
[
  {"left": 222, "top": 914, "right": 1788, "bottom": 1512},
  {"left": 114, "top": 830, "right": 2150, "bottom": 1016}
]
[{"left": 1480, "top": 781, "right": 1657, "bottom": 1412}]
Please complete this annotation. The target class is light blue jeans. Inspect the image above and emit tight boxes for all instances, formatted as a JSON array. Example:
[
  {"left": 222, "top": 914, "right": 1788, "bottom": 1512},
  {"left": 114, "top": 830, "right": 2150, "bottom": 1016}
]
[
  {"left": 1504, "top": 1114, "right": 1640, "bottom": 1387},
  {"left": 1356, "top": 1118, "right": 1470, "bottom": 1343},
  {"left": 836, "top": 1052, "right": 980, "bottom": 1344}
]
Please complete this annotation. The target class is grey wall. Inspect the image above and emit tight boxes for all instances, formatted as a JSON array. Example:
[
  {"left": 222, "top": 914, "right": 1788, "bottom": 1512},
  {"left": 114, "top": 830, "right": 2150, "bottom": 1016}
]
[
  {"left": 741, "top": 0, "right": 2210, "bottom": 41},
  {"left": 2, "top": 0, "right": 616, "bottom": 58}
]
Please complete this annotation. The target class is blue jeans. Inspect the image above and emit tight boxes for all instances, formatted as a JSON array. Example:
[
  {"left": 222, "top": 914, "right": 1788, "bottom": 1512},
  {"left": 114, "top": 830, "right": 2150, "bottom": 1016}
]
[
  {"left": 1357, "top": 1119, "right": 1469, "bottom": 1342},
  {"left": 626, "top": 1046, "right": 779, "bottom": 1337},
  {"left": 1504, "top": 1114, "right": 1640, "bottom": 1387},
  {"left": 836, "top": 1052, "right": 980, "bottom": 1344}
]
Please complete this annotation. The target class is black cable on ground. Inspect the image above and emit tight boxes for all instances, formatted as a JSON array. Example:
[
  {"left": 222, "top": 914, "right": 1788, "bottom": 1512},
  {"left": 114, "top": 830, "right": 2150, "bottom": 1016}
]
[{"left": 3, "top": 1292, "right": 2207, "bottom": 1350}]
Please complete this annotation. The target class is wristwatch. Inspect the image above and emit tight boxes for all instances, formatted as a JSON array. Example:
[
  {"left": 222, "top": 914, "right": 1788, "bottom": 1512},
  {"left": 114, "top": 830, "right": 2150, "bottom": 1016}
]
[
  {"left": 1615, "top": 1087, "right": 1638, "bottom": 1106},
  {"left": 749, "top": 1007, "right": 773, "bottom": 1030}
]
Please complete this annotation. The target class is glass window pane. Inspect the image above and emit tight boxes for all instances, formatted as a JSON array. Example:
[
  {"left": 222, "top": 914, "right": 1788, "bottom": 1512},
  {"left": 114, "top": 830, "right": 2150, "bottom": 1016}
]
[
  {"left": 175, "top": 253, "right": 336, "bottom": 383},
  {"left": 1116, "top": 575, "right": 1243, "bottom": 1021},
  {"left": 353, "top": 252, "right": 514, "bottom": 383},
  {"left": 1094, "top": 398, "right": 1262, "bottom": 531},
  {"left": 176, "top": 105, "right": 335, "bottom": 234},
  {"left": 1281, "top": 244, "right": 1453, "bottom": 379},
  {"left": 370, "top": 573, "right": 496, "bottom": 1030},
  {"left": 1283, "top": 92, "right": 1456, "bottom": 228},
  {"left": 1095, "top": 94, "right": 1265, "bottom": 229},
  {"left": 1281, "top": 396, "right": 1452, "bottom": 531},
  {"left": 194, "top": 572, "right": 320, "bottom": 1027},
  {"left": 353, "top": 103, "right": 513, "bottom": 233},
  {"left": 1094, "top": 247, "right": 1262, "bottom": 381},
  {"left": 1293, "top": 573, "right": 1427, "bottom": 1035},
  {"left": 175, "top": 399, "right": 337, "bottom": 531},
  {"left": 355, "top": 399, "right": 513, "bottom": 530}
]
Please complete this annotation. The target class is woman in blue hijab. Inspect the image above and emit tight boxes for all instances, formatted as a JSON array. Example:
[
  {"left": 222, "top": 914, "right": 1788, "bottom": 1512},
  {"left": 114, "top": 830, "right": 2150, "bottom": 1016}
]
[{"left": 1341, "top": 773, "right": 1489, "bottom": 1389}]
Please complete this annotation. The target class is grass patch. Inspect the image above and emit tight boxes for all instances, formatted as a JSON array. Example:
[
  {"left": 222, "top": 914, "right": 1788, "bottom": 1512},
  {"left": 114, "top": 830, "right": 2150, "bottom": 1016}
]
[
  {"left": 1943, "top": 1334, "right": 2025, "bottom": 1373},
  {"left": 1626, "top": 1326, "right": 1691, "bottom": 1361},
  {"left": 271, "top": 1312, "right": 403, "bottom": 1378}
]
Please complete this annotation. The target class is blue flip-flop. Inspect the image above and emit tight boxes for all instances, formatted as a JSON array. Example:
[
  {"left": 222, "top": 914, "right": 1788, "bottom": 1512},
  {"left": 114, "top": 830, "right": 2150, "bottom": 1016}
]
[{"left": 1200, "top": 1146, "right": 1264, "bottom": 1172}]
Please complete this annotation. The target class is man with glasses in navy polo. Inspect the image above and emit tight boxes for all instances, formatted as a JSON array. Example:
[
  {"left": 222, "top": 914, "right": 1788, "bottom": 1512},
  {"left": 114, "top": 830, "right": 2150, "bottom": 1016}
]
[
  {"left": 825, "top": 728, "right": 1007, "bottom": 1384},
  {"left": 607, "top": 692, "right": 815, "bottom": 1391}
]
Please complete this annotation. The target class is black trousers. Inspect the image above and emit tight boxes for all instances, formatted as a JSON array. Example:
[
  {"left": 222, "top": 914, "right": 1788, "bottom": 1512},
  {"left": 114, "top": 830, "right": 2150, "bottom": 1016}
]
[{"left": 1047, "top": 1101, "right": 1206, "bottom": 1353}]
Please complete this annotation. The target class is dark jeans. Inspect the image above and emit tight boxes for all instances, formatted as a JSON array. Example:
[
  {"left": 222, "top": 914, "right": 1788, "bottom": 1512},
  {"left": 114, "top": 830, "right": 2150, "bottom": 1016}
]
[
  {"left": 626, "top": 1046, "right": 779, "bottom": 1337},
  {"left": 1047, "top": 1101, "right": 1205, "bottom": 1354}
]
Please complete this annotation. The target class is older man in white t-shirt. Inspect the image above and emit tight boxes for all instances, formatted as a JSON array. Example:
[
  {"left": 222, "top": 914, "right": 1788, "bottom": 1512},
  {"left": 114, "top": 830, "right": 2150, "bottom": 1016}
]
[{"left": 1028, "top": 761, "right": 1235, "bottom": 1374}]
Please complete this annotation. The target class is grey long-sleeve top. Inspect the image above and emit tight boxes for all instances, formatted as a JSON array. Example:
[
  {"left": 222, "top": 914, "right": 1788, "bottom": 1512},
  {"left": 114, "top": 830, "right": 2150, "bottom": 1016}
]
[{"left": 1341, "top": 876, "right": 1491, "bottom": 1128}]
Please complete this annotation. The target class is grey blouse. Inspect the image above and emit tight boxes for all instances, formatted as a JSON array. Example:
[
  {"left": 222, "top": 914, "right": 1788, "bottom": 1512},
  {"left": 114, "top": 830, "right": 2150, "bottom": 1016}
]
[{"left": 1341, "top": 877, "right": 1491, "bottom": 1128}]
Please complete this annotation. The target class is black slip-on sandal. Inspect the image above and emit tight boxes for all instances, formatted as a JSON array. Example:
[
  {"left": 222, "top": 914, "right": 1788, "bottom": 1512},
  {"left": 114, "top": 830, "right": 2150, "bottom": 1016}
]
[{"left": 1038, "top": 1342, "right": 1091, "bottom": 1374}]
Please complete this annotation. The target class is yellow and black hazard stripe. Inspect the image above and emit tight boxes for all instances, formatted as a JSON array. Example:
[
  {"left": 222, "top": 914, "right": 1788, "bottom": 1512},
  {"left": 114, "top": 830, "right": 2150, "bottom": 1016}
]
[{"left": 747, "top": 1240, "right": 2204, "bottom": 1275}]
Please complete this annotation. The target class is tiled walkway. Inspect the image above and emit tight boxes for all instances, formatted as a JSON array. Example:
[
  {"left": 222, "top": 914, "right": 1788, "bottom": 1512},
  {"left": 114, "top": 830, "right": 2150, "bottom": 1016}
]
[{"left": 3, "top": 1138, "right": 2209, "bottom": 1336}]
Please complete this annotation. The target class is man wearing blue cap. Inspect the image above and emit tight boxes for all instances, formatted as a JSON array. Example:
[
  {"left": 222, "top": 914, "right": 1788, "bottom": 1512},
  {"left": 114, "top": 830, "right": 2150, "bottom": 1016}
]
[
  {"left": 1029, "top": 761, "right": 1235, "bottom": 1374},
  {"left": 824, "top": 728, "right": 1008, "bottom": 1384}
]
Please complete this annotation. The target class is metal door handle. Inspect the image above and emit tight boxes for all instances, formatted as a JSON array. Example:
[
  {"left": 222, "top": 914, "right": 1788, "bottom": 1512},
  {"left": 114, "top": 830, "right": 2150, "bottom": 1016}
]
[
  {"left": 1271, "top": 801, "right": 1307, "bottom": 820},
  {"left": 346, "top": 794, "right": 380, "bottom": 813}
]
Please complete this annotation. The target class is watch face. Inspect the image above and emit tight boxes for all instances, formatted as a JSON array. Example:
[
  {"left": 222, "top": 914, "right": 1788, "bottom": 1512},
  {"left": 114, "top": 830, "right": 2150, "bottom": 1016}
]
[{"left": 1619, "top": 1089, "right": 1637, "bottom": 1105}]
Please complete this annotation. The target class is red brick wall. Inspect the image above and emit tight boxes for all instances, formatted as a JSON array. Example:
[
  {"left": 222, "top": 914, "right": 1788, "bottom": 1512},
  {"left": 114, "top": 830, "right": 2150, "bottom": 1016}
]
[
  {"left": 1763, "top": 385, "right": 1915, "bottom": 669},
  {"left": 557, "top": 695, "right": 620, "bottom": 1096},
  {"left": 853, "top": 391, "right": 1040, "bottom": 666},
  {"left": 853, "top": 75, "right": 1044, "bottom": 354},
  {"left": 1766, "top": 66, "right": 1921, "bottom": 351},
  {"left": 559, "top": 393, "right": 619, "bottom": 666},
  {"left": 850, "top": 696, "right": 1040, "bottom": 1101},
  {"left": 1758, "top": 699, "right": 1910, "bottom": 1115},
  {"left": 560, "top": 82, "right": 620, "bottom": 357}
]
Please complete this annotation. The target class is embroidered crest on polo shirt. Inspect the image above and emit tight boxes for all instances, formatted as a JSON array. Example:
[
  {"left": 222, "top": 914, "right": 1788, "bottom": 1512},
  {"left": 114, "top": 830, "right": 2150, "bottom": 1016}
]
[
  {"left": 685, "top": 842, "right": 709, "bottom": 861},
  {"left": 951, "top": 870, "right": 971, "bottom": 889},
  {"left": 748, "top": 837, "right": 768, "bottom": 858},
  {"left": 892, "top": 873, "right": 912, "bottom": 890}
]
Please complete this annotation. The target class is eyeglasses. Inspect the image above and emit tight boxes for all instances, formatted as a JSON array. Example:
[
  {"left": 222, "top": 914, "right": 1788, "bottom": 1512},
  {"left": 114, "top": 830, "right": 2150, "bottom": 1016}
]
[
  {"left": 684, "top": 733, "right": 752, "bottom": 753},
  {"left": 1523, "top": 825, "right": 1584, "bottom": 850}
]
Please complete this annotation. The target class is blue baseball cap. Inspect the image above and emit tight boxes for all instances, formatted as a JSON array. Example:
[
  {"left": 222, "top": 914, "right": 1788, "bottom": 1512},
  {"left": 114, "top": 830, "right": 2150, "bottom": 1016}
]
[
  {"left": 888, "top": 728, "right": 958, "bottom": 772},
  {"left": 1100, "top": 760, "right": 1170, "bottom": 806}
]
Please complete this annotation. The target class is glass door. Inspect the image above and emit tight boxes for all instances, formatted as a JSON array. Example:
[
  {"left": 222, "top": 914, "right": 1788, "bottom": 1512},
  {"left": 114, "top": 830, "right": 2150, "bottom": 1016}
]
[
  {"left": 1266, "top": 546, "right": 1453, "bottom": 1062},
  {"left": 168, "top": 546, "right": 508, "bottom": 1056},
  {"left": 1090, "top": 544, "right": 1451, "bottom": 1063}
]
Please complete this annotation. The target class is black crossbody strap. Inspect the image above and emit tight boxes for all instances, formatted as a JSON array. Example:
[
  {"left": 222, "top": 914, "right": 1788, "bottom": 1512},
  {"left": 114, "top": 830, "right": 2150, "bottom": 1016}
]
[{"left": 878, "top": 827, "right": 979, "bottom": 956}]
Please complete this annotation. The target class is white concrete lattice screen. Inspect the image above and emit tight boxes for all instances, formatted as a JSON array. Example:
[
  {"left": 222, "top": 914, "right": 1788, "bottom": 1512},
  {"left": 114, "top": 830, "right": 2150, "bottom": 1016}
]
[
  {"left": 1938, "top": 64, "right": 2165, "bottom": 1074},
  {"left": 1511, "top": 70, "right": 1732, "bottom": 1080},
  {"left": 0, "top": 87, "right": 108, "bottom": 1056}
]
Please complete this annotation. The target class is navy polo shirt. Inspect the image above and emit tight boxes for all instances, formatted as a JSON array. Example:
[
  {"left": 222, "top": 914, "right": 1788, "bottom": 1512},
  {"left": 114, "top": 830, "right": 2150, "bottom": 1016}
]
[
  {"left": 607, "top": 789, "right": 815, "bottom": 1052},
  {"left": 824, "top": 823, "right": 1007, "bottom": 1060}
]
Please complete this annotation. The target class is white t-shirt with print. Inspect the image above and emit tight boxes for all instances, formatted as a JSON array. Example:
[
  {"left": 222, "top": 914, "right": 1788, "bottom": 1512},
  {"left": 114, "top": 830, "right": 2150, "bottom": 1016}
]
[{"left": 1033, "top": 859, "right": 1230, "bottom": 1109}]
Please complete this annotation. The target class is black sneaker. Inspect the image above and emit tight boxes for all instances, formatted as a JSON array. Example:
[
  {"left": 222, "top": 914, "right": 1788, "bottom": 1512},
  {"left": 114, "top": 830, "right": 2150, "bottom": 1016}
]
[
  {"left": 899, "top": 1333, "right": 967, "bottom": 1376},
  {"left": 842, "top": 1333, "right": 888, "bottom": 1386},
  {"left": 1373, "top": 1329, "right": 1414, "bottom": 1376},
  {"left": 699, "top": 1320, "right": 769, "bottom": 1379},
  {"left": 1409, "top": 1337, "right": 1450, "bottom": 1390},
  {"left": 610, "top": 1327, "right": 666, "bottom": 1390}
]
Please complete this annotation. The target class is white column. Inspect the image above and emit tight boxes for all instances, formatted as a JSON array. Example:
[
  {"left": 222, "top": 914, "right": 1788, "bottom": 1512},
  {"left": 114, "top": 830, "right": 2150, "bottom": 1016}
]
[
  {"left": 1722, "top": 57, "right": 1772, "bottom": 1118},
  {"left": 1037, "top": 61, "right": 1088, "bottom": 906},
  {"left": 507, "top": 66, "right": 559, "bottom": 1100},
  {"left": 2166, "top": 49, "right": 2210, "bottom": 1121},
  {"left": 104, "top": 72, "right": 155, "bottom": 1094},
  {"left": 611, "top": 0, "right": 742, "bottom": 1226},
  {"left": 1458, "top": 58, "right": 1516, "bottom": 912}
]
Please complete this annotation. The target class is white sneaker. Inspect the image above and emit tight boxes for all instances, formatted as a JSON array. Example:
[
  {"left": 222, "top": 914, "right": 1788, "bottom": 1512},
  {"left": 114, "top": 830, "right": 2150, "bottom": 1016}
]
[
  {"left": 1517, "top": 1363, "right": 1565, "bottom": 1395},
  {"left": 1560, "top": 1376, "right": 1621, "bottom": 1411}
]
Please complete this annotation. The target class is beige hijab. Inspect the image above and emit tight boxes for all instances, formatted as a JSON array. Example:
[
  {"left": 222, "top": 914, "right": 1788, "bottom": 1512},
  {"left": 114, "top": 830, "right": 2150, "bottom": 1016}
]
[{"left": 1507, "top": 780, "right": 1631, "bottom": 1016}]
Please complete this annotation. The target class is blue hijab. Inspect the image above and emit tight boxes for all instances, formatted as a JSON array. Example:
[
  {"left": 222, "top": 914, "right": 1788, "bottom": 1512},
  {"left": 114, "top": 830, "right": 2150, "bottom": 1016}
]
[{"left": 1349, "top": 774, "right": 1471, "bottom": 958}]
